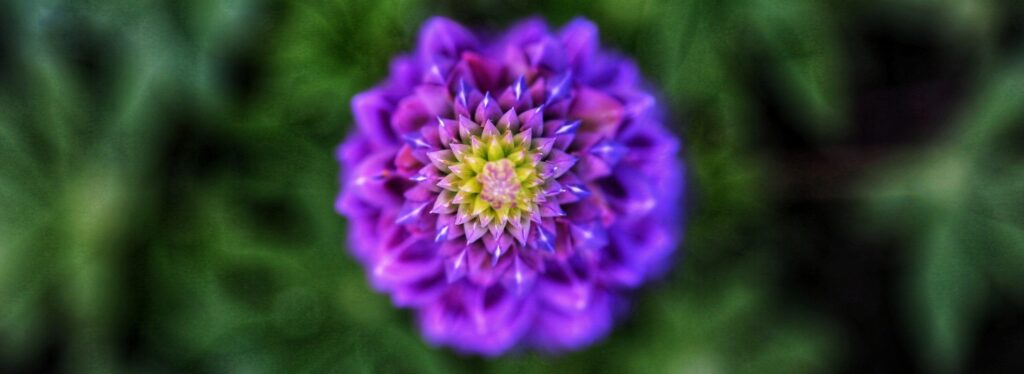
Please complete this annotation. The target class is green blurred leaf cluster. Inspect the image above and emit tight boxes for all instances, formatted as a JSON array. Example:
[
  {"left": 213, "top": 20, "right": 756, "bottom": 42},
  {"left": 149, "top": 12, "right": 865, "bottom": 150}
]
[
  {"left": 1, "top": 0, "right": 1023, "bottom": 372},
  {"left": 860, "top": 59, "right": 1024, "bottom": 372}
]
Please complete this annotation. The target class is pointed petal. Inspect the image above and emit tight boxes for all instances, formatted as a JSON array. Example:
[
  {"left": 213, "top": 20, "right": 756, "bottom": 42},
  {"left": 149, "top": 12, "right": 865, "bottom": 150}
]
[
  {"left": 533, "top": 137, "right": 555, "bottom": 157},
  {"left": 465, "top": 220, "right": 487, "bottom": 243},
  {"left": 589, "top": 138, "right": 627, "bottom": 166},
  {"left": 481, "top": 120, "right": 500, "bottom": 139},
  {"left": 545, "top": 70, "right": 574, "bottom": 106},
  {"left": 497, "top": 108, "right": 520, "bottom": 132},
  {"left": 424, "top": 63, "right": 447, "bottom": 85},
  {"left": 444, "top": 249, "right": 469, "bottom": 282},
  {"left": 464, "top": 155, "right": 486, "bottom": 173},
  {"left": 402, "top": 132, "right": 432, "bottom": 149},
  {"left": 519, "top": 107, "right": 544, "bottom": 136},
  {"left": 513, "top": 129, "right": 533, "bottom": 149},
  {"left": 431, "top": 191, "right": 456, "bottom": 214},
  {"left": 542, "top": 179, "right": 563, "bottom": 196},
  {"left": 513, "top": 74, "right": 528, "bottom": 101},
  {"left": 395, "top": 202, "right": 430, "bottom": 224},
  {"left": 436, "top": 117, "right": 457, "bottom": 145},
  {"left": 534, "top": 223, "right": 556, "bottom": 252},
  {"left": 487, "top": 137, "right": 505, "bottom": 160},
  {"left": 539, "top": 201, "right": 565, "bottom": 217},
  {"left": 554, "top": 119, "right": 581, "bottom": 136},
  {"left": 488, "top": 217, "right": 507, "bottom": 238},
  {"left": 458, "top": 115, "right": 480, "bottom": 141},
  {"left": 449, "top": 143, "right": 471, "bottom": 161},
  {"left": 451, "top": 189, "right": 472, "bottom": 205},
  {"left": 475, "top": 92, "right": 502, "bottom": 123},
  {"left": 571, "top": 221, "right": 608, "bottom": 250},
  {"left": 434, "top": 224, "right": 451, "bottom": 242},
  {"left": 545, "top": 149, "right": 578, "bottom": 178},
  {"left": 427, "top": 149, "right": 455, "bottom": 170},
  {"left": 471, "top": 194, "right": 489, "bottom": 216},
  {"left": 503, "top": 254, "right": 538, "bottom": 295}
]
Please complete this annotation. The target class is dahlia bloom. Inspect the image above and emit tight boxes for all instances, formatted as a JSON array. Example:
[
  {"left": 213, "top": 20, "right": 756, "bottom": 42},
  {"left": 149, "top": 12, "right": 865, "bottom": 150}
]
[{"left": 336, "top": 16, "right": 683, "bottom": 355}]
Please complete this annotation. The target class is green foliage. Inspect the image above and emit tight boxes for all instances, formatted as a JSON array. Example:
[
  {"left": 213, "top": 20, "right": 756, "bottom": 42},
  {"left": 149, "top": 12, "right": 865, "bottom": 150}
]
[
  {"left": 860, "top": 59, "right": 1024, "bottom": 372},
  {"left": 1, "top": 0, "right": 1022, "bottom": 372}
]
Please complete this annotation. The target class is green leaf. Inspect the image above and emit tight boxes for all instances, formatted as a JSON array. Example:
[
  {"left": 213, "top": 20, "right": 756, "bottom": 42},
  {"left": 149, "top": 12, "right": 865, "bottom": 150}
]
[
  {"left": 860, "top": 59, "right": 1024, "bottom": 372},
  {"left": 744, "top": 0, "right": 846, "bottom": 139}
]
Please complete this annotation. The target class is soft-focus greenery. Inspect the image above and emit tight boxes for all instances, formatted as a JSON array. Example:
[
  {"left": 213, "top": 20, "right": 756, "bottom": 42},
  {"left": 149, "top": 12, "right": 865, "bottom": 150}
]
[{"left": 1, "top": 0, "right": 1022, "bottom": 372}]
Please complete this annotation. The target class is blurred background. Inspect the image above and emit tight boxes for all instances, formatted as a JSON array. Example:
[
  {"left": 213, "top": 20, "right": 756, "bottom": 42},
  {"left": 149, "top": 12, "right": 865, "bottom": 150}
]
[{"left": 1, "top": 0, "right": 1023, "bottom": 372}]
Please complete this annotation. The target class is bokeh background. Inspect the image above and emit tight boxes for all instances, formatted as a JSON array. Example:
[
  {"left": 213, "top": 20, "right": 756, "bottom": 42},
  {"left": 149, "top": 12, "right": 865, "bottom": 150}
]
[{"left": 2, "top": 0, "right": 1023, "bottom": 372}]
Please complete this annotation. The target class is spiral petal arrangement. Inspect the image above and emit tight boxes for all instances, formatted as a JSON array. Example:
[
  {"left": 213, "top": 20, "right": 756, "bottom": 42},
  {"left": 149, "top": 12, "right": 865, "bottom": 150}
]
[{"left": 336, "top": 16, "right": 684, "bottom": 355}]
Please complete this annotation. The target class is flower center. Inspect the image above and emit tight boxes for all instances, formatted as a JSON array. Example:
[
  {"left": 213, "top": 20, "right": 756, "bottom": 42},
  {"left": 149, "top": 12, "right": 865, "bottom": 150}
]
[
  {"left": 479, "top": 159, "right": 521, "bottom": 210},
  {"left": 427, "top": 114, "right": 552, "bottom": 243}
]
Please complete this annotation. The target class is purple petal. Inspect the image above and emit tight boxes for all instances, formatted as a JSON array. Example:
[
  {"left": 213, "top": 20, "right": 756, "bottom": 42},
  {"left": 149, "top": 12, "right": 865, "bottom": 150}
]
[
  {"left": 351, "top": 90, "right": 397, "bottom": 146},
  {"left": 475, "top": 92, "right": 502, "bottom": 123},
  {"left": 503, "top": 254, "right": 538, "bottom": 295},
  {"left": 544, "top": 71, "right": 574, "bottom": 106},
  {"left": 395, "top": 201, "right": 431, "bottom": 224},
  {"left": 534, "top": 224, "right": 556, "bottom": 252},
  {"left": 589, "top": 138, "right": 627, "bottom": 166},
  {"left": 560, "top": 18, "right": 599, "bottom": 68},
  {"left": 497, "top": 108, "right": 520, "bottom": 132},
  {"left": 571, "top": 221, "right": 608, "bottom": 251},
  {"left": 337, "top": 16, "right": 686, "bottom": 357},
  {"left": 445, "top": 249, "right": 469, "bottom": 282},
  {"left": 527, "top": 36, "right": 567, "bottom": 72},
  {"left": 418, "top": 17, "right": 478, "bottom": 63}
]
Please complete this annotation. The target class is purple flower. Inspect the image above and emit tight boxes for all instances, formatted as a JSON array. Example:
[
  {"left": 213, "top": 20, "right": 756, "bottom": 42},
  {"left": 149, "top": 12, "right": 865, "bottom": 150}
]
[{"left": 336, "top": 16, "right": 684, "bottom": 355}]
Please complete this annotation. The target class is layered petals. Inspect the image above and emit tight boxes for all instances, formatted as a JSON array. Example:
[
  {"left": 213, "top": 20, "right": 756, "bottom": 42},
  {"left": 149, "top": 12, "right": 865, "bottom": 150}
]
[{"left": 336, "top": 16, "right": 684, "bottom": 355}]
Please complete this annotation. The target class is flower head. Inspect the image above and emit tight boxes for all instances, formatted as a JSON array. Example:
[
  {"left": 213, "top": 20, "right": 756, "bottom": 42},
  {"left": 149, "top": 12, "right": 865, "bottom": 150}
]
[{"left": 337, "top": 16, "right": 684, "bottom": 355}]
